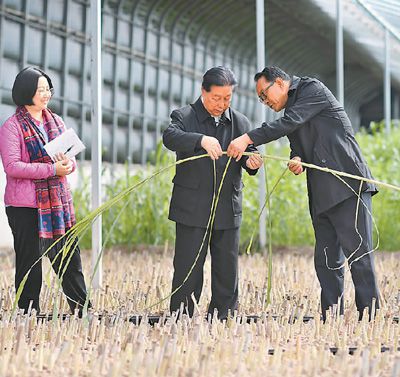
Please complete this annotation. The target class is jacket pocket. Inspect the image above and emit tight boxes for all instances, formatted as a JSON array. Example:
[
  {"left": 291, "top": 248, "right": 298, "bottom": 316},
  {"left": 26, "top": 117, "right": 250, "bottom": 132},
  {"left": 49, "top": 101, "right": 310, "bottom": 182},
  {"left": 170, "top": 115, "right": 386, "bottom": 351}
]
[
  {"left": 172, "top": 173, "right": 200, "bottom": 189},
  {"left": 313, "top": 143, "right": 339, "bottom": 170},
  {"left": 231, "top": 180, "right": 243, "bottom": 216},
  {"left": 170, "top": 174, "right": 201, "bottom": 216}
]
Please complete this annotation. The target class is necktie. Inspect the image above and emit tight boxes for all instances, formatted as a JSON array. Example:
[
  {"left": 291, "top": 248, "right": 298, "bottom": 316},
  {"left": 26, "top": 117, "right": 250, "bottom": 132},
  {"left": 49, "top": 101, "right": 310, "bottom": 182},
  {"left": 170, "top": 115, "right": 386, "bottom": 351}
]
[{"left": 218, "top": 113, "right": 227, "bottom": 127}]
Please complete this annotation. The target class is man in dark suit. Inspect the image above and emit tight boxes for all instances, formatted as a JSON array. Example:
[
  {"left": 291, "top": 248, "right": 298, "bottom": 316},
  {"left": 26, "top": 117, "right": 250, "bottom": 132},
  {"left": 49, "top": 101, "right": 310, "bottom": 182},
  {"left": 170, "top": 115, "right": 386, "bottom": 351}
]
[
  {"left": 227, "top": 66, "right": 379, "bottom": 321},
  {"left": 163, "top": 66, "right": 262, "bottom": 319}
]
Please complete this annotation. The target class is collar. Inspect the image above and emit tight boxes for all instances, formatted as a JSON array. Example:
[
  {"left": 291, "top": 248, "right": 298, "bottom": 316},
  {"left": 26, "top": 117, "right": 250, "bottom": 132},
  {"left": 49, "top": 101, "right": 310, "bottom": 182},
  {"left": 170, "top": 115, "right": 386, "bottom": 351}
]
[
  {"left": 196, "top": 96, "right": 231, "bottom": 122},
  {"left": 288, "top": 76, "right": 301, "bottom": 96}
]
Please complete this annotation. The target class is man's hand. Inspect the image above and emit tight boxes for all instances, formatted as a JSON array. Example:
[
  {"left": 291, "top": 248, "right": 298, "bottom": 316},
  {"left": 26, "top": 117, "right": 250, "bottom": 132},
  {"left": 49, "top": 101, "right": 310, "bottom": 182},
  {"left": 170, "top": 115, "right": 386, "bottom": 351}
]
[
  {"left": 246, "top": 153, "right": 263, "bottom": 170},
  {"left": 227, "top": 133, "right": 253, "bottom": 161},
  {"left": 201, "top": 135, "right": 223, "bottom": 160},
  {"left": 288, "top": 156, "right": 304, "bottom": 175}
]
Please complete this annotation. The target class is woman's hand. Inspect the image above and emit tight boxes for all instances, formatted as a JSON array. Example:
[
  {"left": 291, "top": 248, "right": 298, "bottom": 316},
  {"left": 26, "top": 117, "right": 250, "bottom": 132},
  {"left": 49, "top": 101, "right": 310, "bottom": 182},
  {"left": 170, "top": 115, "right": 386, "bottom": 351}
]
[
  {"left": 55, "top": 159, "right": 73, "bottom": 176},
  {"left": 53, "top": 152, "right": 67, "bottom": 162}
]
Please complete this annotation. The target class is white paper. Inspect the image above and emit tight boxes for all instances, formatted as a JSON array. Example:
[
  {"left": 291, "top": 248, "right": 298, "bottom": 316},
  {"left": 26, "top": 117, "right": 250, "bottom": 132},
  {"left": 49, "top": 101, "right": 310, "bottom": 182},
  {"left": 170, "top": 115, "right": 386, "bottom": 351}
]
[{"left": 43, "top": 128, "right": 86, "bottom": 161}]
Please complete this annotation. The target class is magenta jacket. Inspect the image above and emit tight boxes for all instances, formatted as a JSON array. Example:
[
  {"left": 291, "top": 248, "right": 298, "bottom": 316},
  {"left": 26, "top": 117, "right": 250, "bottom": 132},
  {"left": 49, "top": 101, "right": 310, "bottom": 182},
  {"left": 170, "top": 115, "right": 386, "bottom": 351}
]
[{"left": 0, "top": 112, "right": 75, "bottom": 208}]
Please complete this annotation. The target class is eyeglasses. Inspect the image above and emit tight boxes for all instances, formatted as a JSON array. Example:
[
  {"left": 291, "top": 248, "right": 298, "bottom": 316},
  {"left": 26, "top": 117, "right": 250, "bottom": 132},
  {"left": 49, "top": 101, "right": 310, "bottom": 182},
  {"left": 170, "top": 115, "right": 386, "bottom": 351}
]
[
  {"left": 36, "top": 87, "right": 54, "bottom": 96},
  {"left": 258, "top": 81, "right": 275, "bottom": 103}
]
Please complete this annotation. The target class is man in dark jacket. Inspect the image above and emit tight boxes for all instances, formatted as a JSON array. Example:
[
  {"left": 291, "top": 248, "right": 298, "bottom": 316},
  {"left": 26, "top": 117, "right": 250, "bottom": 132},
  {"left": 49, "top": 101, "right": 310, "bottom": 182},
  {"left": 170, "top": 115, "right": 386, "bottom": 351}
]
[
  {"left": 227, "top": 66, "right": 379, "bottom": 320},
  {"left": 163, "top": 66, "right": 262, "bottom": 319}
]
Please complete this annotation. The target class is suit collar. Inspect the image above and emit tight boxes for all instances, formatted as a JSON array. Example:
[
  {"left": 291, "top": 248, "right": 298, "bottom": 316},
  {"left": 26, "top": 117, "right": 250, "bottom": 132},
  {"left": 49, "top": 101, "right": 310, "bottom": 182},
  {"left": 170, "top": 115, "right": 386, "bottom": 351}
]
[
  {"left": 288, "top": 76, "right": 301, "bottom": 95},
  {"left": 193, "top": 96, "right": 231, "bottom": 122}
]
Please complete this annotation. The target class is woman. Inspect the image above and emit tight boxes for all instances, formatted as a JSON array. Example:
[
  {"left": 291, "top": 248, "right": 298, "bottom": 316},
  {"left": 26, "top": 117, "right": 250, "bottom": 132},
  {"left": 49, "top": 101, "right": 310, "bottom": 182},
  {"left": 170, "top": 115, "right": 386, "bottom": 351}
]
[{"left": 0, "top": 67, "right": 90, "bottom": 314}]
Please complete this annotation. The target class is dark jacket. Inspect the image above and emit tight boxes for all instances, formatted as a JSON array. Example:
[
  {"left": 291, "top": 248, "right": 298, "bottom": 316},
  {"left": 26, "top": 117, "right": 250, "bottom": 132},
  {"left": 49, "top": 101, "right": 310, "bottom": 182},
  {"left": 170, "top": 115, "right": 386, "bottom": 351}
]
[
  {"left": 163, "top": 97, "right": 258, "bottom": 229},
  {"left": 248, "top": 76, "right": 377, "bottom": 217}
]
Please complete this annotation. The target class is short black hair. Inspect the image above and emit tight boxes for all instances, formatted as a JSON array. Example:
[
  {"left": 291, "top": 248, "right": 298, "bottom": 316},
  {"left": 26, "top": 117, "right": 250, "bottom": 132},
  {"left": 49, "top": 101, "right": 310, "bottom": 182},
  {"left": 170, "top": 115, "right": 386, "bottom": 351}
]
[
  {"left": 254, "top": 66, "right": 291, "bottom": 83},
  {"left": 12, "top": 66, "right": 54, "bottom": 106},
  {"left": 202, "top": 66, "right": 237, "bottom": 92}
]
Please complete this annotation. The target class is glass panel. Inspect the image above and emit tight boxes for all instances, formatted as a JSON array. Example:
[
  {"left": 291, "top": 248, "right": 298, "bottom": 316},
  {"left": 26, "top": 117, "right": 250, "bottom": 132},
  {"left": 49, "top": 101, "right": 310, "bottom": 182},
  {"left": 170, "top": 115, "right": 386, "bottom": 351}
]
[
  {"left": 132, "top": 61, "right": 143, "bottom": 89},
  {"left": 68, "top": 41, "right": 82, "bottom": 75},
  {"left": 102, "top": 83, "right": 112, "bottom": 108},
  {"left": 30, "top": 0, "right": 45, "bottom": 17},
  {"left": 204, "top": 54, "right": 213, "bottom": 72},
  {"left": 171, "top": 72, "right": 181, "bottom": 101},
  {"left": 172, "top": 41, "right": 182, "bottom": 64},
  {"left": 182, "top": 77, "right": 193, "bottom": 104},
  {"left": 0, "top": 104, "right": 17, "bottom": 123},
  {"left": 48, "top": 0, "right": 64, "bottom": 24},
  {"left": 102, "top": 52, "right": 113, "bottom": 82},
  {"left": 4, "top": 0, "right": 22, "bottom": 10},
  {"left": 103, "top": 14, "right": 115, "bottom": 42},
  {"left": 145, "top": 97, "right": 155, "bottom": 117},
  {"left": 27, "top": 27, "right": 43, "bottom": 66},
  {"left": 47, "top": 69, "right": 61, "bottom": 97},
  {"left": 3, "top": 21, "right": 21, "bottom": 60},
  {"left": 64, "top": 116, "right": 79, "bottom": 132},
  {"left": 133, "top": 93, "right": 142, "bottom": 120},
  {"left": 118, "top": 20, "right": 131, "bottom": 47},
  {"left": 158, "top": 68, "right": 169, "bottom": 94},
  {"left": 158, "top": 100, "right": 169, "bottom": 120},
  {"left": 133, "top": 26, "right": 144, "bottom": 51},
  {"left": 47, "top": 34, "right": 63, "bottom": 70},
  {"left": 147, "top": 31, "right": 157, "bottom": 57},
  {"left": 67, "top": 75, "right": 80, "bottom": 101},
  {"left": 146, "top": 65, "right": 156, "bottom": 94},
  {"left": 116, "top": 89, "right": 128, "bottom": 110},
  {"left": 117, "top": 57, "right": 129, "bottom": 88},
  {"left": 185, "top": 44, "right": 194, "bottom": 67},
  {"left": 69, "top": 1, "right": 84, "bottom": 32},
  {"left": 160, "top": 35, "right": 169, "bottom": 60}
]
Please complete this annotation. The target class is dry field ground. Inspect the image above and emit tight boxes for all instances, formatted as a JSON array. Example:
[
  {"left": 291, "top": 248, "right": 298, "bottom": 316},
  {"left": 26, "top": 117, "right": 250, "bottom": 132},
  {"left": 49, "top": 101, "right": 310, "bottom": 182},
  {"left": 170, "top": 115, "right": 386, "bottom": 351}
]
[{"left": 0, "top": 247, "right": 399, "bottom": 376}]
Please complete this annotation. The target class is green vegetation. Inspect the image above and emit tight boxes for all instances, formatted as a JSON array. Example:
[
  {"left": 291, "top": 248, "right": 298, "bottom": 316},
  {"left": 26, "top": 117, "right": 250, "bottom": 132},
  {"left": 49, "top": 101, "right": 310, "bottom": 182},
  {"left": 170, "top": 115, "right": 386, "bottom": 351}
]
[{"left": 73, "top": 124, "right": 400, "bottom": 251}]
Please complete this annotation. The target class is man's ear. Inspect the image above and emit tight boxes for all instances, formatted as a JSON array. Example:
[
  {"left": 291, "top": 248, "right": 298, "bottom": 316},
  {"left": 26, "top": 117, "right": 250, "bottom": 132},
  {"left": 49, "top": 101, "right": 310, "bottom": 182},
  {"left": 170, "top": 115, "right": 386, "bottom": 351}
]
[{"left": 275, "top": 77, "right": 285, "bottom": 87}]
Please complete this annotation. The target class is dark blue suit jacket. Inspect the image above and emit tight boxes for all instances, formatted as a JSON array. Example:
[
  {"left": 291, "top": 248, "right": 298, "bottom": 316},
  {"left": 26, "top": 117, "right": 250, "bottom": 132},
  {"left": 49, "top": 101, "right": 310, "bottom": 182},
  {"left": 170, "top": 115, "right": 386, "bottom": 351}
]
[
  {"left": 248, "top": 76, "right": 377, "bottom": 217},
  {"left": 163, "top": 97, "right": 258, "bottom": 229}
]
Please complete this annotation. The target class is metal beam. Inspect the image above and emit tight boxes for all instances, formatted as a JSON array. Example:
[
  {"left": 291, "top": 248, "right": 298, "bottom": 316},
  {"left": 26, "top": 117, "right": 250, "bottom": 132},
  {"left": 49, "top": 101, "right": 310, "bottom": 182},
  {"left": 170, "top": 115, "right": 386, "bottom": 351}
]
[
  {"left": 61, "top": 0, "right": 70, "bottom": 120},
  {"left": 126, "top": 0, "right": 142, "bottom": 165},
  {"left": 256, "top": 0, "right": 266, "bottom": 250},
  {"left": 336, "top": 0, "right": 344, "bottom": 105},
  {"left": 90, "top": 0, "right": 103, "bottom": 288},
  {"left": 394, "top": 92, "right": 399, "bottom": 127},
  {"left": 356, "top": 0, "right": 400, "bottom": 42},
  {"left": 0, "top": 0, "right": 4, "bottom": 104},
  {"left": 384, "top": 27, "right": 391, "bottom": 134}
]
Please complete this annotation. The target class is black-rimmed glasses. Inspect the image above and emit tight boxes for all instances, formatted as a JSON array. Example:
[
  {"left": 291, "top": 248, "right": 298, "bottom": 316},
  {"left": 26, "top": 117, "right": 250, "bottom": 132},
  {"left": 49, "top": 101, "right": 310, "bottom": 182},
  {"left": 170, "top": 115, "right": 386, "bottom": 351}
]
[{"left": 258, "top": 81, "right": 275, "bottom": 103}]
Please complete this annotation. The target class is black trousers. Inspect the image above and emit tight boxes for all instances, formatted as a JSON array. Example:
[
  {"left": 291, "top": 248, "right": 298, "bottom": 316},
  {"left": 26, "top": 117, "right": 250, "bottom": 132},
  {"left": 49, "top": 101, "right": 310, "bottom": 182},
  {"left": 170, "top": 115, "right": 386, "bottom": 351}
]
[
  {"left": 6, "top": 206, "right": 89, "bottom": 314},
  {"left": 170, "top": 223, "right": 239, "bottom": 319},
  {"left": 312, "top": 193, "right": 379, "bottom": 320}
]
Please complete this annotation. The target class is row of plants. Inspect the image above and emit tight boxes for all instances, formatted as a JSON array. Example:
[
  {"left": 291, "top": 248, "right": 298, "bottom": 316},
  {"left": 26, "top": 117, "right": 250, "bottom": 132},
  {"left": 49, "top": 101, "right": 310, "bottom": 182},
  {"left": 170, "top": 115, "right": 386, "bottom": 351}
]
[{"left": 73, "top": 123, "right": 400, "bottom": 251}]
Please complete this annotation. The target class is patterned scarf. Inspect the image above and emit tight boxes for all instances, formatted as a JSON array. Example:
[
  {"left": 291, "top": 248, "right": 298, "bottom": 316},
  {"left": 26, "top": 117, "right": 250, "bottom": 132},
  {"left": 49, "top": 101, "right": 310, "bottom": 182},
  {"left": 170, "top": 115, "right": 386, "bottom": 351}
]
[{"left": 16, "top": 106, "right": 76, "bottom": 239}]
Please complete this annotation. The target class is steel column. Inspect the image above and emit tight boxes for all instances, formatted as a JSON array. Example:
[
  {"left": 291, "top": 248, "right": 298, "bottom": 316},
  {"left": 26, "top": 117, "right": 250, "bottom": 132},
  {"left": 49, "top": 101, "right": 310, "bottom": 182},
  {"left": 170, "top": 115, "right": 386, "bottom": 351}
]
[
  {"left": 0, "top": 0, "right": 4, "bottom": 104},
  {"left": 384, "top": 27, "right": 391, "bottom": 134},
  {"left": 336, "top": 0, "right": 344, "bottom": 105},
  {"left": 256, "top": 0, "right": 266, "bottom": 250},
  {"left": 90, "top": 0, "right": 103, "bottom": 288}
]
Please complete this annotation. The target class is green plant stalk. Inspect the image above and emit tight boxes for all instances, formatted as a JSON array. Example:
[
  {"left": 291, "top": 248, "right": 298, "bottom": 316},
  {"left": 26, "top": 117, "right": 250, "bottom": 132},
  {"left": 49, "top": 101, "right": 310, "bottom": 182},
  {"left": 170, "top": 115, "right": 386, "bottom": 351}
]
[
  {"left": 256, "top": 153, "right": 400, "bottom": 192},
  {"left": 145, "top": 158, "right": 232, "bottom": 312},
  {"left": 246, "top": 168, "right": 288, "bottom": 255},
  {"left": 82, "top": 194, "right": 136, "bottom": 321},
  {"left": 10, "top": 150, "right": 399, "bottom": 318},
  {"left": 10, "top": 154, "right": 210, "bottom": 317}
]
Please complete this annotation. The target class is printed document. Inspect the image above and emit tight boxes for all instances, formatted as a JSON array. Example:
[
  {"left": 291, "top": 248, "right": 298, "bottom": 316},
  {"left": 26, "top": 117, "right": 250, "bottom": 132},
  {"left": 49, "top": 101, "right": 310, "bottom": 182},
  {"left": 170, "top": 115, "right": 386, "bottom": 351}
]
[{"left": 44, "top": 128, "right": 85, "bottom": 161}]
